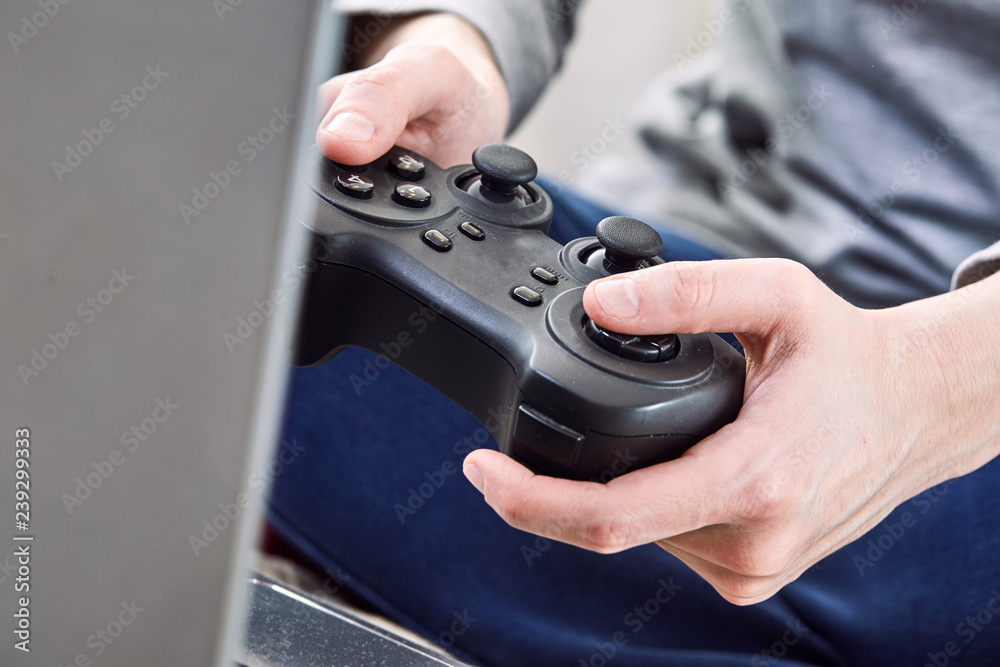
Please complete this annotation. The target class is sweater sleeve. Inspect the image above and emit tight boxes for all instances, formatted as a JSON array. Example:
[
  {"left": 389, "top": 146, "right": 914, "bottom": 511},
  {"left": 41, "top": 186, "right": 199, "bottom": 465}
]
[
  {"left": 951, "top": 241, "right": 1000, "bottom": 290},
  {"left": 332, "top": 0, "right": 578, "bottom": 132}
]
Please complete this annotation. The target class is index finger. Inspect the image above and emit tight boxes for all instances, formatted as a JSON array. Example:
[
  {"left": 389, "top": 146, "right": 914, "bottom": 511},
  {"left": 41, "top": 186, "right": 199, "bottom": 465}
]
[{"left": 462, "top": 422, "right": 753, "bottom": 554}]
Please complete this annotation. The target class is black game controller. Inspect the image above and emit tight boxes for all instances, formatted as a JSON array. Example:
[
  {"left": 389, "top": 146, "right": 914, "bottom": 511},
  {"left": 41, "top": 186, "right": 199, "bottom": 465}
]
[{"left": 291, "top": 144, "right": 745, "bottom": 481}]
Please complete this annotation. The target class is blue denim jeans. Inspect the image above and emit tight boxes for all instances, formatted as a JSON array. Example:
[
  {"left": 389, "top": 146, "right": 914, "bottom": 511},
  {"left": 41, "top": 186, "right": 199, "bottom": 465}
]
[{"left": 267, "top": 180, "right": 1000, "bottom": 666}]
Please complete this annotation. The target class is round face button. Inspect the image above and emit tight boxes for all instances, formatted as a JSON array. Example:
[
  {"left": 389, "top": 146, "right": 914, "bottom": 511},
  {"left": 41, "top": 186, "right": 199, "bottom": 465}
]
[
  {"left": 392, "top": 182, "right": 432, "bottom": 208},
  {"left": 387, "top": 152, "right": 426, "bottom": 180},
  {"left": 335, "top": 172, "right": 374, "bottom": 199}
]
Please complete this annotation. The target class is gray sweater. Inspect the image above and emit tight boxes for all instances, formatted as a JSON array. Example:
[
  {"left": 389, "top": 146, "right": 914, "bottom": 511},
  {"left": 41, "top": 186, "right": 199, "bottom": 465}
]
[{"left": 333, "top": 0, "right": 1000, "bottom": 307}]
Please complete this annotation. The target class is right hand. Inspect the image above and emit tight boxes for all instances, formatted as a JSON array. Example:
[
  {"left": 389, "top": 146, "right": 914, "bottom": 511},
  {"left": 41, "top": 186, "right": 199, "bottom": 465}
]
[{"left": 316, "top": 14, "right": 510, "bottom": 167}]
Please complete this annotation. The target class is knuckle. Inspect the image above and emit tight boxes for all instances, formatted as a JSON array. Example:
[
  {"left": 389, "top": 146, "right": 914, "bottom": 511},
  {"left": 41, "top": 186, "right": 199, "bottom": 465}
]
[
  {"left": 347, "top": 63, "right": 401, "bottom": 96},
  {"left": 722, "top": 538, "right": 796, "bottom": 580},
  {"left": 492, "top": 493, "right": 532, "bottom": 530},
  {"left": 383, "top": 42, "right": 463, "bottom": 85},
  {"left": 738, "top": 473, "right": 797, "bottom": 523},
  {"left": 581, "top": 517, "right": 635, "bottom": 554},
  {"left": 390, "top": 41, "right": 454, "bottom": 65},
  {"left": 768, "top": 259, "right": 819, "bottom": 314},
  {"left": 714, "top": 575, "right": 777, "bottom": 605},
  {"left": 421, "top": 42, "right": 459, "bottom": 67},
  {"left": 660, "top": 262, "right": 716, "bottom": 320}
]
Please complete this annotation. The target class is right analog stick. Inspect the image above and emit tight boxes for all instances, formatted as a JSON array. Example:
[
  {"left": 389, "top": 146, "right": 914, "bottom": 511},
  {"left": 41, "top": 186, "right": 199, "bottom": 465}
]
[{"left": 596, "top": 216, "right": 663, "bottom": 273}]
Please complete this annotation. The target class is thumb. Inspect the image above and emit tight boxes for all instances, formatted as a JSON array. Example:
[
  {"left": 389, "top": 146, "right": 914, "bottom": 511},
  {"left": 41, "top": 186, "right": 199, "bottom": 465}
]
[
  {"left": 316, "top": 43, "right": 473, "bottom": 166},
  {"left": 582, "top": 258, "right": 822, "bottom": 337},
  {"left": 316, "top": 54, "right": 422, "bottom": 165}
]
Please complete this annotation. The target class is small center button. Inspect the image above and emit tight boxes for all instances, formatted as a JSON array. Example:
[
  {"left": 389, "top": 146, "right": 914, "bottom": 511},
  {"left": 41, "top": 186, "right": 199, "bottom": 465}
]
[
  {"left": 393, "top": 182, "right": 432, "bottom": 208},
  {"left": 531, "top": 267, "right": 558, "bottom": 285},
  {"left": 459, "top": 221, "right": 486, "bottom": 241},
  {"left": 422, "top": 230, "right": 452, "bottom": 252},
  {"left": 335, "top": 172, "right": 374, "bottom": 199},
  {"left": 511, "top": 286, "right": 542, "bottom": 306},
  {"left": 387, "top": 152, "right": 426, "bottom": 180}
]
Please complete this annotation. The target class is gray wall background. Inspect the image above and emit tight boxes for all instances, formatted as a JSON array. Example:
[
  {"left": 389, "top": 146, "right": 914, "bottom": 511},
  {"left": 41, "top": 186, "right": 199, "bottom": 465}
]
[
  {"left": 0, "top": 1, "right": 703, "bottom": 665},
  {"left": 0, "top": 2, "right": 325, "bottom": 665}
]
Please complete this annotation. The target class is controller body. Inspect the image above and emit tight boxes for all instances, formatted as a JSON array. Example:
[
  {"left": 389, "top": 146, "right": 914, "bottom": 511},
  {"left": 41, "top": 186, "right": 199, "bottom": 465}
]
[{"left": 291, "top": 146, "right": 745, "bottom": 481}]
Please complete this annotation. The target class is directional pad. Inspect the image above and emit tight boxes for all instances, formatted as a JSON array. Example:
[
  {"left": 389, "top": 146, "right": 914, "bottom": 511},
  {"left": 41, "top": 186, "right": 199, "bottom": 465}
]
[{"left": 583, "top": 319, "right": 678, "bottom": 363}]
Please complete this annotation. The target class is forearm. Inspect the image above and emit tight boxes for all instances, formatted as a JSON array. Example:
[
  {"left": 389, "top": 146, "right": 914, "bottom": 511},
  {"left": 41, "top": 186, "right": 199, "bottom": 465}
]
[{"left": 879, "top": 269, "right": 1000, "bottom": 486}]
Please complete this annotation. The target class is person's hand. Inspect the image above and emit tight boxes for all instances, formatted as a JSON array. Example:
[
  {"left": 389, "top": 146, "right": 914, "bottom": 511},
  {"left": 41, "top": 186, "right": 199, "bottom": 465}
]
[
  {"left": 462, "top": 258, "right": 1000, "bottom": 604},
  {"left": 316, "top": 13, "right": 510, "bottom": 167}
]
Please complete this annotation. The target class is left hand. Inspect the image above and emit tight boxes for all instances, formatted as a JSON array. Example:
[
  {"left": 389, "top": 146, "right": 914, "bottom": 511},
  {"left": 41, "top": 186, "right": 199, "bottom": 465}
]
[
  {"left": 314, "top": 13, "right": 509, "bottom": 168},
  {"left": 462, "top": 258, "right": 1000, "bottom": 604}
]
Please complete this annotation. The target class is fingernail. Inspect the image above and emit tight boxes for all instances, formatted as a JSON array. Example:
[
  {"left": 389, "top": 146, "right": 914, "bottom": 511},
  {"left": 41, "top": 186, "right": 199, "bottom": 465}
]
[
  {"left": 322, "top": 111, "right": 375, "bottom": 142},
  {"left": 595, "top": 278, "right": 640, "bottom": 319},
  {"left": 463, "top": 462, "right": 484, "bottom": 494}
]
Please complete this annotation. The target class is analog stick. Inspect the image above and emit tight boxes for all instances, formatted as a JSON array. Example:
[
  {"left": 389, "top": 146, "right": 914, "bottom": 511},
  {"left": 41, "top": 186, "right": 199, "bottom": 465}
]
[
  {"left": 586, "top": 216, "right": 674, "bottom": 362},
  {"left": 595, "top": 216, "right": 663, "bottom": 273},
  {"left": 472, "top": 144, "right": 538, "bottom": 196}
]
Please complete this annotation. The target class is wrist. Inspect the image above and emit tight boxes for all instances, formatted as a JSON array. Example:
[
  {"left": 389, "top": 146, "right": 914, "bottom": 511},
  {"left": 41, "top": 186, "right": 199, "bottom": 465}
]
[{"left": 876, "top": 272, "right": 1000, "bottom": 482}]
